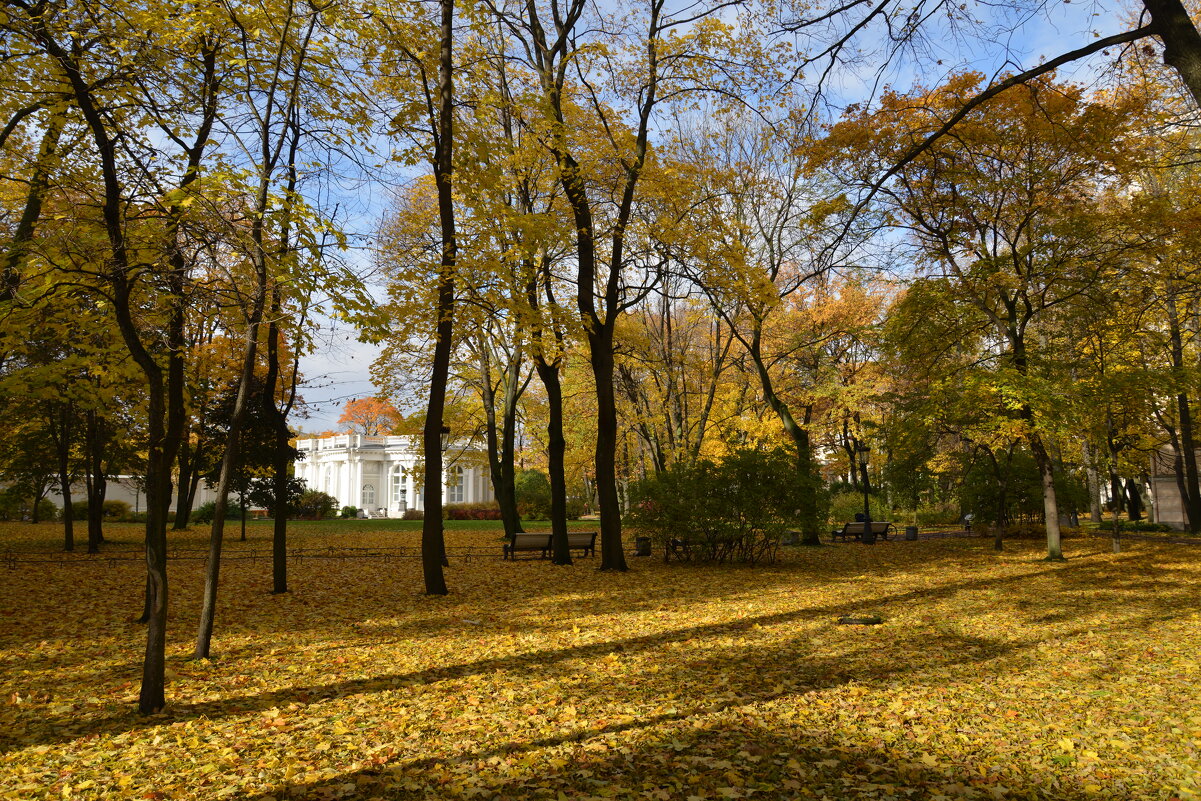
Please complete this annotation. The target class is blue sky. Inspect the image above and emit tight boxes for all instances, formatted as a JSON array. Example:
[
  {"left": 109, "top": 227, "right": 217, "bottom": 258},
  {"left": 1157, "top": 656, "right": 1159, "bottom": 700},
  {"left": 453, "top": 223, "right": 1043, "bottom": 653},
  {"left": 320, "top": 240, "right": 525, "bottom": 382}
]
[{"left": 295, "top": 0, "right": 1147, "bottom": 432}]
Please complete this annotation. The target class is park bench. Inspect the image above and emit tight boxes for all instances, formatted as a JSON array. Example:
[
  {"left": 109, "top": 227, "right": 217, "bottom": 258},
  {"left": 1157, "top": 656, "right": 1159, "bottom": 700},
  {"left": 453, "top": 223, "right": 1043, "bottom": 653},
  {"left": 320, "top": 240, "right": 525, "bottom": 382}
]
[
  {"left": 831, "top": 521, "right": 896, "bottom": 542},
  {"left": 566, "top": 531, "right": 597, "bottom": 557},
  {"left": 503, "top": 533, "right": 551, "bottom": 559},
  {"left": 503, "top": 531, "right": 598, "bottom": 559}
]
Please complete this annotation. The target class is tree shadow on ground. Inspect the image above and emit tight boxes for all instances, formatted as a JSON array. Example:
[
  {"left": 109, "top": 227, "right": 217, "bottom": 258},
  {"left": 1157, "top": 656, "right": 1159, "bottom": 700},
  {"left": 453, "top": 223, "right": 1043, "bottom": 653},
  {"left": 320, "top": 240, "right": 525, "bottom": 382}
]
[
  {"left": 228, "top": 707, "right": 1108, "bottom": 801},
  {"left": 3, "top": 547, "right": 1195, "bottom": 755}
]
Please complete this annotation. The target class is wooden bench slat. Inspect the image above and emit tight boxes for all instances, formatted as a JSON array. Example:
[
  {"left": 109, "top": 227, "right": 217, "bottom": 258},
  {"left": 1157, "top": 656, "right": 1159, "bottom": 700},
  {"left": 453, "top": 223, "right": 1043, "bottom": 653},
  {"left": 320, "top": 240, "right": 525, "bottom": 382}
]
[{"left": 503, "top": 531, "right": 597, "bottom": 559}]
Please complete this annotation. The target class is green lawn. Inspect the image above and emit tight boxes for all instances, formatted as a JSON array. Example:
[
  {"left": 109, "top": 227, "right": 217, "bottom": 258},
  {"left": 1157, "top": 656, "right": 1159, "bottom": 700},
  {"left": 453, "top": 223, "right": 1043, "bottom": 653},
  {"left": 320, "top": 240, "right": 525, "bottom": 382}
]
[{"left": 1, "top": 522, "right": 1199, "bottom": 800}]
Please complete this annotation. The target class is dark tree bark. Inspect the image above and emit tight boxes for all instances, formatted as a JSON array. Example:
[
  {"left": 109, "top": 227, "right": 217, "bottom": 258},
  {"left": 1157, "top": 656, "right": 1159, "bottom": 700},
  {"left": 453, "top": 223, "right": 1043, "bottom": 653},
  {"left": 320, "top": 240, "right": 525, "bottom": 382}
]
[
  {"left": 83, "top": 409, "right": 108, "bottom": 553},
  {"left": 420, "top": 0, "right": 456, "bottom": 596},
  {"left": 2, "top": 105, "right": 66, "bottom": 302},
  {"left": 1125, "top": 478, "right": 1143, "bottom": 521},
  {"left": 748, "top": 328, "right": 822, "bottom": 545},
  {"left": 1166, "top": 291, "right": 1201, "bottom": 532},
  {"left": 47, "top": 404, "right": 74, "bottom": 551},
  {"left": 265, "top": 284, "right": 303, "bottom": 595},
  {"left": 173, "top": 433, "right": 197, "bottom": 529},
  {"left": 1143, "top": 0, "right": 1201, "bottom": 108},
  {"left": 478, "top": 343, "right": 525, "bottom": 538},
  {"left": 27, "top": 11, "right": 220, "bottom": 710}
]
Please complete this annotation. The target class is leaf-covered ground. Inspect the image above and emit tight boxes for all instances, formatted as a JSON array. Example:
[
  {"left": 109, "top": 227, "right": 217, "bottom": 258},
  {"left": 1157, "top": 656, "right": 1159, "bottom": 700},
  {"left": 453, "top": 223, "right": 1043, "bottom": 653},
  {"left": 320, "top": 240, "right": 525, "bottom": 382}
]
[{"left": 2, "top": 523, "right": 1200, "bottom": 800}]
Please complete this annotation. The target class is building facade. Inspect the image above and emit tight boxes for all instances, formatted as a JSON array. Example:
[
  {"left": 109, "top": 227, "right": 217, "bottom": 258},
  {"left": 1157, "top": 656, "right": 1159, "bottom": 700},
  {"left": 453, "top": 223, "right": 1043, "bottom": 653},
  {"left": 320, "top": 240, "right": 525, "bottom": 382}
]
[
  {"left": 293, "top": 434, "right": 491, "bottom": 516},
  {"left": 1149, "top": 446, "right": 1201, "bottom": 530}
]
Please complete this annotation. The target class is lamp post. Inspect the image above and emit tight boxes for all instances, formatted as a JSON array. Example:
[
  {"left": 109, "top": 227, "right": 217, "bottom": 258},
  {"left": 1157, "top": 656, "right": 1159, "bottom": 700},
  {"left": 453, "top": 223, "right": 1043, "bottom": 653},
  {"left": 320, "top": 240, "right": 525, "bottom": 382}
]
[
  {"left": 440, "top": 425, "right": 451, "bottom": 451},
  {"left": 857, "top": 444, "right": 875, "bottom": 545}
]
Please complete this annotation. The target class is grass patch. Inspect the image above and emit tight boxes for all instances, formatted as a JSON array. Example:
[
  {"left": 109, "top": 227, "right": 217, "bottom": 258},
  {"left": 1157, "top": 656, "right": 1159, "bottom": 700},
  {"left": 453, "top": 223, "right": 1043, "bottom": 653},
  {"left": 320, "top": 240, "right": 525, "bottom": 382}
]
[{"left": 1, "top": 522, "right": 1199, "bottom": 799}]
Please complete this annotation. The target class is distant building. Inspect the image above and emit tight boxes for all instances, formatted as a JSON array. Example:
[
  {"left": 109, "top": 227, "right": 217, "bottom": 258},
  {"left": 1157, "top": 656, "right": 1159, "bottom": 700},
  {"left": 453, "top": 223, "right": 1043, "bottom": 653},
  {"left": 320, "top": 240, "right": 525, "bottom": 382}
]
[
  {"left": 1149, "top": 446, "right": 1201, "bottom": 530},
  {"left": 294, "top": 434, "right": 491, "bottom": 516},
  {"left": 44, "top": 476, "right": 218, "bottom": 513}
]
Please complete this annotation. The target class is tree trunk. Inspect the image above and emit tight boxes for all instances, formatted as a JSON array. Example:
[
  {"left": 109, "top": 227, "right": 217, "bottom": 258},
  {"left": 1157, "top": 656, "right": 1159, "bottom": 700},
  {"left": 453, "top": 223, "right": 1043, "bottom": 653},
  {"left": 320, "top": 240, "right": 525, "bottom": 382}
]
[
  {"left": 1167, "top": 290, "right": 1201, "bottom": 531},
  {"left": 749, "top": 329, "right": 821, "bottom": 545},
  {"left": 1143, "top": 0, "right": 1201, "bottom": 108},
  {"left": 271, "top": 422, "right": 291, "bottom": 594},
  {"left": 173, "top": 436, "right": 195, "bottom": 530},
  {"left": 2, "top": 105, "right": 66, "bottom": 301},
  {"left": 499, "top": 359, "right": 524, "bottom": 534},
  {"left": 1125, "top": 477, "right": 1143, "bottom": 521},
  {"left": 589, "top": 326, "right": 628, "bottom": 570},
  {"left": 1031, "top": 433, "right": 1063, "bottom": 560},
  {"left": 537, "top": 360, "right": 572, "bottom": 565},
  {"left": 84, "top": 409, "right": 106, "bottom": 553},
  {"left": 480, "top": 358, "right": 523, "bottom": 538},
  {"left": 49, "top": 407, "right": 74, "bottom": 552},
  {"left": 421, "top": 0, "right": 456, "bottom": 596},
  {"left": 1081, "top": 439, "right": 1103, "bottom": 523}
]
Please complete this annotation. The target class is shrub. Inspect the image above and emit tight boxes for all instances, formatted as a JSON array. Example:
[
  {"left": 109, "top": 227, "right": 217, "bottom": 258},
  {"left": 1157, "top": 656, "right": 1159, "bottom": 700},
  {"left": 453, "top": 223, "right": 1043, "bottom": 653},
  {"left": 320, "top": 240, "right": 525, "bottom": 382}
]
[
  {"left": 627, "top": 447, "right": 801, "bottom": 565},
  {"left": 565, "top": 497, "right": 586, "bottom": 520},
  {"left": 295, "top": 491, "right": 338, "bottom": 520},
  {"left": 102, "top": 499, "right": 132, "bottom": 521},
  {"left": 444, "top": 501, "right": 502, "bottom": 520},
  {"left": 914, "top": 501, "right": 961, "bottom": 527},
  {"left": 403, "top": 509, "right": 424, "bottom": 520},
  {"left": 340, "top": 505, "right": 360, "bottom": 519},
  {"left": 827, "top": 491, "right": 888, "bottom": 527},
  {"left": 1113, "top": 520, "right": 1173, "bottom": 533},
  {"left": 515, "top": 470, "right": 552, "bottom": 520},
  {"left": 68, "top": 498, "right": 136, "bottom": 522},
  {"left": 190, "top": 500, "right": 241, "bottom": 524},
  {"left": 0, "top": 494, "right": 59, "bottom": 522}
]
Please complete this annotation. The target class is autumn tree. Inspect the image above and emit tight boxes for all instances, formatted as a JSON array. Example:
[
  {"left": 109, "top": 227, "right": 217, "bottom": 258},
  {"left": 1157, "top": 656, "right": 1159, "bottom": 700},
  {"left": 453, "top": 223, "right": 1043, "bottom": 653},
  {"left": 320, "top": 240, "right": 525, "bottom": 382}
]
[
  {"left": 824, "top": 74, "right": 1144, "bottom": 559},
  {"left": 370, "top": 0, "right": 462, "bottom": 594},
  {"left": 339, "top": 397, "right": 402, "bottom": 436},
  {"left": 482, "top": 0, "right": 782, "bottom": 569}
]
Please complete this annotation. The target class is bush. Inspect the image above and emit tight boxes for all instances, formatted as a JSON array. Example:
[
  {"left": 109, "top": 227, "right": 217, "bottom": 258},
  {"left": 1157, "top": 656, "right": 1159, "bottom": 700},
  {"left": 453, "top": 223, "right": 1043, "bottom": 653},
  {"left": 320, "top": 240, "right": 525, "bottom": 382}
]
[
  {"left": 340, "top": 505, "right": 360, "bottom": 519},
  {"left": 190, "top": 500, "right": 241, "bottom": 524},
  {"left": 515, "top": 470, "right": 552, "bottom": 520},
  {"left": 627, "top": 447, "right": 801, "bottom": 565},
  {"left": 827, "top": 491, "right": 888, "bottom": 527},
  {"left": 0, "top": 490, "right": 58, "bottom": 522},
  {"left": 444, "top": 501, "right": 503, "bottom": 520},
  {"left": 565, "top": 496, "right": 586, "bottom": 520},
  {"left": 914, "top": 501, "right": 961, "bottom": 527},
  {"left": 102, "top": 499, "right": 132, "bottom": 520},
  {"left": 68, "top": 498, "right": 135, "bottom": 522},
  {"left": 402, "top": 508, "right": 424, "bottom": 520},
  {"left": 1112, "top": 520, "right": 1173, "bottom": 533},
  {"left": 295, "top": 490, "right": 337, "bottom": 520}
]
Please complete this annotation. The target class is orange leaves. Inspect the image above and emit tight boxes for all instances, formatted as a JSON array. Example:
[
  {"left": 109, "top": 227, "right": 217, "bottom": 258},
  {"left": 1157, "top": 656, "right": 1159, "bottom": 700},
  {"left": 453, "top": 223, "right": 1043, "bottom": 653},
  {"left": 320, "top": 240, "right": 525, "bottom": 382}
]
[{"left": 336, "top": 397, "right": 403, "bottom": 437}]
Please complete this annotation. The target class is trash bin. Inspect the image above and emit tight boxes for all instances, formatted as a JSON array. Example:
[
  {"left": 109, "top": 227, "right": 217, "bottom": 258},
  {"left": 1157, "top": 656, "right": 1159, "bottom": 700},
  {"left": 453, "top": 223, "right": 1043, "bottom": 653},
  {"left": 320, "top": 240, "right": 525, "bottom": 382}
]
[
  {"left": 635, "top": 536, "right": 652, "bottom": 557},
  {"left": 905, "top": 526, "right": 918, "bottom": 541}
]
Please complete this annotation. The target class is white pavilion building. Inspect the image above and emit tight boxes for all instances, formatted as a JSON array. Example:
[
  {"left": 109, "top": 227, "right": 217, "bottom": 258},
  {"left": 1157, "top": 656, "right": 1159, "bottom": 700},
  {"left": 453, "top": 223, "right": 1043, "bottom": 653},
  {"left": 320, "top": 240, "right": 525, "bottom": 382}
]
[{"left": 293, "top": 434, "right": 492, "bottom": 516}]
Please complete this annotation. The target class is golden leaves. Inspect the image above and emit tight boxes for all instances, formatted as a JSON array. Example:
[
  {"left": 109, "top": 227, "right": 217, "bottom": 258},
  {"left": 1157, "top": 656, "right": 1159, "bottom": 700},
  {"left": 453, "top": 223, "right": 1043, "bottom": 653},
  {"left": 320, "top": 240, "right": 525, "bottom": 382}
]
[{"left": 2, "top": 523, "right": 1201, "bottom": 799}]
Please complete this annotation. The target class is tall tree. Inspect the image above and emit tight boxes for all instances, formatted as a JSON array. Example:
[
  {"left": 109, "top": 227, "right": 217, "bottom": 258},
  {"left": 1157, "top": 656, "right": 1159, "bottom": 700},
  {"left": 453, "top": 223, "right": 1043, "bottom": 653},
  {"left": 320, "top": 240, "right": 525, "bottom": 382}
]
[{"left": 824, "top": 74, "right": 1143, "bottom": 560}]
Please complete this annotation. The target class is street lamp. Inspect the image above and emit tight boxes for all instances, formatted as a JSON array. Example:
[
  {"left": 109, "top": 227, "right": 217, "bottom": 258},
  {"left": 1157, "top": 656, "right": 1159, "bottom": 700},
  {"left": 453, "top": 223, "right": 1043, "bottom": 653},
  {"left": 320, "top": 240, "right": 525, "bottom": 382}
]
[
  {"left": 857, "top": 444, "right": 875, "bottom": 545},
  {"left": 440, "top": 425, "right": 451, "bottom": 451}
]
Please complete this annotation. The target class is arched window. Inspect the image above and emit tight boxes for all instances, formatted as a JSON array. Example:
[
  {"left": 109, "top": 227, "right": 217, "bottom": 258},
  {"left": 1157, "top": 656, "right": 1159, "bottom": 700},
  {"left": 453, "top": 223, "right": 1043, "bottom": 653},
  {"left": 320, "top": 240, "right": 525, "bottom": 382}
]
[
  {"left": 447, "top": 466, "right": 464, "bottom": 503},
  {"left": 361, "top": 484, "right": 375, "bottom": 507}
]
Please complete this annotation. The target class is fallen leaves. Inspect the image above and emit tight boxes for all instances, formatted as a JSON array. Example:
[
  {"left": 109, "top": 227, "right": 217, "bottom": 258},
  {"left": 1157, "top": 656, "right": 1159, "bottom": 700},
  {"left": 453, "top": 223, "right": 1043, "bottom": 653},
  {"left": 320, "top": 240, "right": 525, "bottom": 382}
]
[{"left": 1, "top": 524, "right": 1200, "bottom": 799}]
